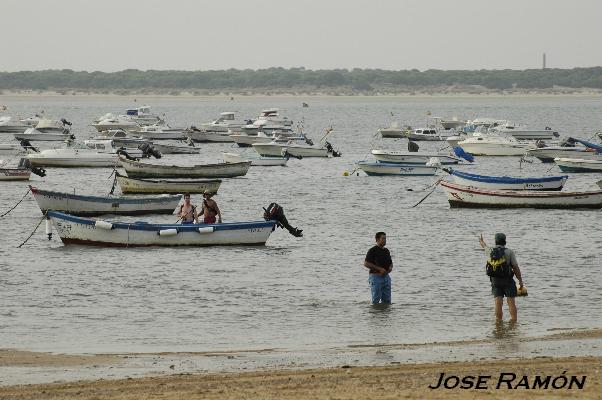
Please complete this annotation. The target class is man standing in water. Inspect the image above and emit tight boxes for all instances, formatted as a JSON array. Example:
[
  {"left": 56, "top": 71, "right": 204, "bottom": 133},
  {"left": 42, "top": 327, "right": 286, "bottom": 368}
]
[
  {"left": 200, "top": 190, "right": 222, "bottom": 224},
  {"left": 177, "top": 193, "right": 199, "bottom": 224},
  {"left": 364, "top": 232, "right": 393, "bottom": 304},
  {"left": 479, "top": 233, "right": 524, "bottom": 323}
]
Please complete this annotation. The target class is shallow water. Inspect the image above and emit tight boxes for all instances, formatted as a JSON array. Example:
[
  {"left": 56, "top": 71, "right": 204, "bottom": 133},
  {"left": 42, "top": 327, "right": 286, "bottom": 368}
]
[{"left": 0, "top": 95, "right": 601, "bottom": 355}]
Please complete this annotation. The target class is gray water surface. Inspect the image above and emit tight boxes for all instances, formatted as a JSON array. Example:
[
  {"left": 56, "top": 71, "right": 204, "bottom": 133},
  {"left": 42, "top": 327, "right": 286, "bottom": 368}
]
[{"left": 0, "top": 95, "right": 601, "bottom": 355}]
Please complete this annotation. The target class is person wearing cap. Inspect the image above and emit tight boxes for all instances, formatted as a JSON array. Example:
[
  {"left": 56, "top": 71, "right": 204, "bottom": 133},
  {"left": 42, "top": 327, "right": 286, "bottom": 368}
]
[
  {"left": 200, "top": 190, "right": 222, "bottom": 224},
  {"left": 177, "top": 193, "right": 199, "bottom": 224},
  {"left": 479, "top": 233, "right": 524, "bottom": 323}
]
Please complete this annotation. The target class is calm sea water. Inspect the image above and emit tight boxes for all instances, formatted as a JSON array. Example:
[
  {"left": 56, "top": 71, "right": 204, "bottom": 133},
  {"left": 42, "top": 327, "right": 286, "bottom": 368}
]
[{"left": 0, "top": 95, "right": 601, "bottom": 355}]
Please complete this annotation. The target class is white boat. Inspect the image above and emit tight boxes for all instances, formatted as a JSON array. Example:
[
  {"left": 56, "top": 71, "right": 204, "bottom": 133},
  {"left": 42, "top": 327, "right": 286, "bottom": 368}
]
[
  {"left": 125, "top": 105, "right": 162, "bottom": 126},
  {"left": 29, "top": 186, "right": 182, "bottom": 216},
  {"left": 116, "top": 173, "right": 222, "bottom": 194},
  {"left": 35, "top": 118, "right": 70, "bottom": 134},
  {"left": 119, "top": 156, "right": 251, "bottom": 178},
  {"left": 0, "top": 143, "right": 27, "bottom": 156},
  {"left": 457, "top": 134, "right": 535, "bottom": 156},
  {"left": 440, "top": 181, "right": 602, "bottom": 209},
  {"left": 0, "top": 165, "right": 30, "bottom": 181},
  {"left": 439, "top": 118, "right": 466, "bottom": 130},
  {"left": 134, "top": 124, "right": 186, "bottom": 140},
  {"left": 230, "top": 131, "right": 306, "bottom": 147},
  {"left": 445, "top": 169, "right": 568, "bottom": 191},
  {"left": 92, "top": 115, "right": 140, "bottom": 132},
  {"left": 371, "top": 150, "right": 463, "bottom": 165},
  {"left": 27, "top": 148, "right": 118, "bottom": 167},
  {"left": 252, "top": 141, "right": 333, "bottom": 158},
  {"left": 554, "top": 158, "right": 602, "bottom": 172},
  {"left": 83, "top": 139, "right": 144, "bottom": 158},
  {"left": 527, "top": 146, "right": 602, "bottom": 163},
  {"left": 404, "top": 127, "right": 458, "bottom": 141},
  {"left": 356, "top": 161, "right": 438, "bottom": 176},
  {"left": 186, "top": 128, "right": 235, "bottom": 143},
  {"left": 0, "top": 116, "right": 29, "bottom": 134},
  {"left": 47, "top": 211, "right": 278, "bottom": 247},
  {"left": 200, "top": 112, "right": 248, "bottom": 132},
  {"left": 488, "top": 122, "right": 558, "bottom": 141},
  {"left": 14, "top": 127, "right": 73, "bottom": 142},
  {"left": 150, "top": 142, "right": 200, "bottom": 154},
  {"left": 93, "top": 129, "right": 151, "bottom": 147},
  {"left": 222, "top": 152, "right": 288, "bottom": 166}
]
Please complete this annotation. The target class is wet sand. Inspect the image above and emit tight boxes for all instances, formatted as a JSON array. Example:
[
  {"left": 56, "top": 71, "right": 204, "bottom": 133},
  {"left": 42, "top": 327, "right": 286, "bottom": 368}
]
[{"left": 0, "top": 356, "right": 600, "bottom": 399}]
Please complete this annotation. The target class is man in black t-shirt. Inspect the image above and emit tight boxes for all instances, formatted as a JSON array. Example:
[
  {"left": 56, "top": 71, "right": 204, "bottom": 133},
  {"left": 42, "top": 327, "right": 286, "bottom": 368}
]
[{"left": 364, "top": 232, "right": 393, "bottom": 304}]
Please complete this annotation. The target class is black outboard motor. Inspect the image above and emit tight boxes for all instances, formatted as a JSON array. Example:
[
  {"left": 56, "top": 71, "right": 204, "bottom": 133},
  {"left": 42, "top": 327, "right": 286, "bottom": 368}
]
[
  {"left": 305, "top": 137, "right": 314, "bottom": 146},
  {"left": 407, "top": 140, "right": 420, "bottom": 152},
  {"left": 116, "top": 148, "right": 139, "bottom": 161},
  {"left": 18, "top": 158, "right": 46, "bottom": 177},
  {"left": 18, "top": 139, "right": 39, "bottom": 153},
  {"left": 324, "top": 141, "right": 341, "bottom": 157},
  {"left": 138, "top": 143, "right": 162, "bottom": 159},
  {"left": 263, "top": 203, "right": 303, "bottom": 237},
  {"left": 560, "top": 137, "right": 577, "bottom": 147},
  {"left": 60, "top": 118, "right": 72, "bottom": 126}
]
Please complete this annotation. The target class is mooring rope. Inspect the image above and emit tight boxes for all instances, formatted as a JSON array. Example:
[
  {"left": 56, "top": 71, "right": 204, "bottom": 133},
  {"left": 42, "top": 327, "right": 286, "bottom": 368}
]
[
  {"left": 411, "top": 178, "right": 443, "bottom": 208},
  {"left": 1, "top": 188, "right": 31, "bottom": 218},
  {"left": 17, "top": 213, "right": 46, "bottom": 248}
]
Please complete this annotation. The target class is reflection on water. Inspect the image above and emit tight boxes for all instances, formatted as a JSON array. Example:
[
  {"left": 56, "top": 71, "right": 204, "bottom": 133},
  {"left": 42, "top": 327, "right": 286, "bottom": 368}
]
[{"left": 1, "top": 96, "right": 601, "bottom": 354}]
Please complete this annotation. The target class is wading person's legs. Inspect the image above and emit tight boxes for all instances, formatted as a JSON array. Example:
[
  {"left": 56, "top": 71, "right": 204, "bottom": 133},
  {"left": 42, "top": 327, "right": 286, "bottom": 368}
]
[
  {"left": 369, "top": 275, "right": 383, "bottom": 304},
  {"left": 507, "top": 297, "right": 517, "bottom": 322},
  {"left": 494, "top": 296, "right": 504, "bottom": 321},
  {"left": 381, "top": 275, "right": 391, "bottom": 304}
]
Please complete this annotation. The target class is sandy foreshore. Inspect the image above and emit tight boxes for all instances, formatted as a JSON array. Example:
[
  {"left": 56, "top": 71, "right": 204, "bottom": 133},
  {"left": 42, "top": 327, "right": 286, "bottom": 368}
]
[{"left": 0, "top": 356, "right": 599, "bottom": 399}]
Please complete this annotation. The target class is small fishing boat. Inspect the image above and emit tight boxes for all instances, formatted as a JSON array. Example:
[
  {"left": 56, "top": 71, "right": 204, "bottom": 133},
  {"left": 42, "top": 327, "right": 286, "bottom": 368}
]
[
  {"left": 27, "top": 148, "right": 118, "bottom": 167},
  {"left": 46, "top": 211, "right": 277, "bottom": 247},
  {"left": 150, "top": 142, "right": 200, "bottom": 154},
  {"left": 222, "top": 152, "right": 288, "bottom": 166},
  {"left": 457, "top": 134, "right": 535, "bottom": 156},
  {"left": 116, "top": 173, "right": 222, "bottom": 194},
  {"left": 371, "top": 150, "right": 463, "bottom": 165},
  {"left": 29, "top": 186, "right": 182, "bottom": 216},
  {"left": 134, "top": 124, "right": 186, "bottom": 140},
  {"left": 119, "top": 156, "right": 251, "bottom": 178},
  {"left": 377, "top": 123, "right": 410, "bottom": 138},
  {"left": 186, "top": 128, "right": 235, "bottom": 143},
  {"left": 1, "top": 165, "right": 30, "bottom": 180},
  {"left": 444, "top": 169, "right": 568, "bottom": 191},
  {"left": 0, "top": 143, "right": 28, "bottom": 156},
  {"left": 526, "top": 137, "right": 602, "bottom": 163},
  {"left": 403, "top": 127, "right": 458, "bottom": 141},
  {"left": 14, "top": 127, "right": 73, "bottom": 142},
  {"left": 554, "top": 158, "right": 602, "bottom": 172},
  {"left": 356, "top": 161, "right": 438, "bottom": 176},
  {"left": 440, "top": 181, "right": 602, "bottom": 209},
  {"left": 439, "top": 118, "right": 466, "bottom": 130}
]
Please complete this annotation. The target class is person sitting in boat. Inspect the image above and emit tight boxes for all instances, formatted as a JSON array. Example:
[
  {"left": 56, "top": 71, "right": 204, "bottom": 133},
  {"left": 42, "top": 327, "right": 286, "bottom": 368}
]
[
  {"left": 178, "top": 193, "right": 199, "bottom": 225},
  {"left": 200, "top": 190, "right": 222, "bottom": 224}
]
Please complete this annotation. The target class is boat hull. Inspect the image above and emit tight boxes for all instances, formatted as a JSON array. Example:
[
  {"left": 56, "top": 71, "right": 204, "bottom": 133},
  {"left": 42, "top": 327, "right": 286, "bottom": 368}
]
[
  {"left": 440, "top": 181, "right": 602, "bottom": 209},
  {"left": 47, "top": 211, "right": 276, "bottom": 247},
  {"left": 371, "top": 150, "right": 461, "bottom": 165},
  {"left": 222, "top": 152, "right": 287, "bottom": 166},
  {"left": 150, "top": 143, "right": 200, "bottom": 154},
  {"left": 116, "top": 174, "right": 222, "bottom": 194},
  {"left": 14, "top": 132, "right": 71, "bottom": 142},
  {"left": 449, "top": 170, "right": 567, "bottom": 191},
  {"left": 378, "top": 128, "right": 406, "bottom": 138},
  {"left": 457, "top": 142, "right": 532, "bottom": 156},
  {"left": 27, "top": 152, "right": 117, "bottom": 167},
  {"left": 357, "top": 161, "right": 438, "bottom": 176},
  {"left": 187, "top": 131, "right": 235, "bottom": 143},
  {"left": 0, "top": 168, "right": 30, "bottom": 181},
  {"left": 555, "top": 158, "right": 602, "bottom": 172},
  {"left": 252, "top": 143, "right": 328, "bottom": 157},
  {"left": 119, "top": 156, "right": 250, "bottom": 178},
  {"left": 30, "top": 186, "right": 181, "bottom": 216},
  {"left": 527, "top": 148, "right": 602, "bottom": 163}
]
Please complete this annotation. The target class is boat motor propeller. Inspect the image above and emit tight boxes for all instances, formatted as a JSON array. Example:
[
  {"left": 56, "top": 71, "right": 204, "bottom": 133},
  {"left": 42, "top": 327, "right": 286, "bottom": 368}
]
[{"left": 263, "top": 203, "right": 303, "bottom": 237}]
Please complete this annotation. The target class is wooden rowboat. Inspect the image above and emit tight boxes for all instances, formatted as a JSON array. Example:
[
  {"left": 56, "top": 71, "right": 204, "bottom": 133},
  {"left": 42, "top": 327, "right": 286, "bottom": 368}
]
[
  {"left": 440, "top": 181, "right": 602, "bottom": 209},
  {"left": 446, "top": 169, "right": 568, "bottom": 191},
  {"left": 119, "top": 156, "right": 250, "bottom": 178},
  {"left": 356, "top": 161, "right": 438, "bottom": 176},
  {"left": 30, "top": 186, "right": 182, "bottom": 216},
  {"left": 1, "top": 167, "right": 30, "bottom": 181},
  {"left": 116, "top": 172, "right": 222, "bottom": 194},
  {"left": 47, "top": 211, "right": 277, "bottom": 247}
]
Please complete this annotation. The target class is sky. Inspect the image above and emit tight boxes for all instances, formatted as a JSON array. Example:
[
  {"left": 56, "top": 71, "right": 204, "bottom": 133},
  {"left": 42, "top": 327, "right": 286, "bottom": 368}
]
[{"left": 1, "top": 0, "right": 601, "bottom": 72}]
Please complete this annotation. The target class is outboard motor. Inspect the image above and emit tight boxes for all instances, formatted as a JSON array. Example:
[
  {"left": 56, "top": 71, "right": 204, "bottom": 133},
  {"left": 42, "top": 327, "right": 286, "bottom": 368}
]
[
  {"left": 281, "top": 150, "right": 302, "bottom": 160},
  {"left": 18, "top": 158, "right": 46, "bottom": 177},
  {"left": 407, "top": 140, "right": 420, "bottom": 152},
  {"left": 560, "top": 137, "right": 577, "bottom": 147},
  {"left": 535, "top": 140, "right": 546, "bottom": 148},
  {"left": 263, "top": 203, "right": 303, "bottom": 237},
  {"left": 305, "top": 137, "right": 314, "bottom": 146},
  {"left": 61, "top": 118, "right": 73, "bottom": 126},
  {"left": 138, "top": 143, "right": 162, "bottom": 159},
  {"left": 18, "top": 139, "right": 39, "bottom": 153},
  {"left": 116, "top": 148, "right": 139, "bottom": 161},
  {"left": 324, "top": 141, "right": 341, "bottom": 157}
]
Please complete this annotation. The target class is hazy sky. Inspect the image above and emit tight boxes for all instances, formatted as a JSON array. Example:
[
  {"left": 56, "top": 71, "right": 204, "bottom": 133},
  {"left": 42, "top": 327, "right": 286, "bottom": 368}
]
[{"left": 2, "top": 0, "right": 600, "bottom": 72}]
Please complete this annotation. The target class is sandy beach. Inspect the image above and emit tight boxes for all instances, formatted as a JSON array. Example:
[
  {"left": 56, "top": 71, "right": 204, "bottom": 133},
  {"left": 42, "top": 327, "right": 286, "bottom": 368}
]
[{"left": 0, "top": 356, "right": 599, "bottom": 399}]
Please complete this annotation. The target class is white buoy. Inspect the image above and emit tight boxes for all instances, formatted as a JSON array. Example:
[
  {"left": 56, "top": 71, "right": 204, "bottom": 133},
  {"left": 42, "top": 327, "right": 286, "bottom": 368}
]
[
  {"left": 95, "top": 220, "right": 113, "bottom": 230},
  {"left": 197, "top": 227, "right": 214, "bottom": 234},
  {"left": 158, "top": 228, "right": 178, "bottom": 236},
  {"left": 45, "top": 218, "right": 52, "bottom": 240}
]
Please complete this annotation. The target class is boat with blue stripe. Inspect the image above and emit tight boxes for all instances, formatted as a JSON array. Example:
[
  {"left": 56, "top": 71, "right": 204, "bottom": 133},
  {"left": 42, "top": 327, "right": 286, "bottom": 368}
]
[
  {"left": 356, "top": 161, "right": 438, "bottom": 176},
  {"left": 445, "top": 169, "right": 568, "bottom": 191},
  {"left": 47, "top": 211, "right": 278, "bottom": 247}
]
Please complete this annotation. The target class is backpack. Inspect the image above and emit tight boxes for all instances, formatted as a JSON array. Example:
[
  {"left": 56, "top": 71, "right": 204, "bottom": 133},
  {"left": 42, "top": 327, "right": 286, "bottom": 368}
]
[{"left": 486, "top": 247, "right": 513, "bottom": 278}]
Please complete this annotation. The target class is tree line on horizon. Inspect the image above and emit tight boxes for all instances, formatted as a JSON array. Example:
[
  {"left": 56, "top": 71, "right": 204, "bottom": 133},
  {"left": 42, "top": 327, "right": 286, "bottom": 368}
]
[{"left": 1, "top": 67, "right": 602, "bottom": 91}]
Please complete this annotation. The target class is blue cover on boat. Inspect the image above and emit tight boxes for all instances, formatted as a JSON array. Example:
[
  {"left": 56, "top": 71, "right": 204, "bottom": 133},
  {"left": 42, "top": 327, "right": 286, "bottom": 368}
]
[
  {"left": 573, "top": 138, "right": 602, "bottom": 153},
  {"left": 451, "top": 169, "right": 567, "bottom": 184},
  {"left": 453, "top": 146, "right": 475, "bottom": 162}
]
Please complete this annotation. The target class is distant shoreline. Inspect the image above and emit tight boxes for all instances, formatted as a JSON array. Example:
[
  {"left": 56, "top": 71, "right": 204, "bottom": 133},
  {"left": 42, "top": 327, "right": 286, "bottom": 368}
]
[{"left": 2, "top": 87, "right": 602, "bottom": 99}]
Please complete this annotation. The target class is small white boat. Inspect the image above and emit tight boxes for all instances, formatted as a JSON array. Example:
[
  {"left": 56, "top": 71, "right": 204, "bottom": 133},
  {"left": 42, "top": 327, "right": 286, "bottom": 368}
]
[
  {"left": 252, "top": 134, "right": 341, "bottom": 158},
  {"left": 83, "top": 139, "right": 144, "bottom": 158},
  {"left": 27, "top": 148, "right": 118, "bottom": 167},
  {"left": 0, "top": 165, "right": 30, "bottom": 181},
  {"left": 200, "top": 112, "right": 248, "bottom": 132},
  {"left": 14, "top": 127, "right": 73, "bottom": 142},
  {"left": 0, "top": 116, "right": 29, "bottom": 134},
  {"left": 222, "top": 152, "right": 288, "bottom": 166},
  {"left": 134, "top": 124, "right": 186, "bottom": 140},
  {"left": 47, "top": 211, "right": 278, "bottom": 247},
  {"left": 186, "top": 128, "right": 235, "bottom": 143},
  {"left": 445, "top": 169, "right": 568, "bottom": 191},
  {"left": 555, "top": 158, "right": 602, "bottom": 172},
  {"left": 150, "top": 142, "right": 200, "bottom": 154},
  {"left": 440, "top": 181, "right": 602, "bottom": 209},
  {"left": 488, "top": 123, "right": 558, "bottom": 141},
  {"left": 457, "top": 134, "right": 535, "bottom": 156},
  {"left": 526, "top": 146, "right": 602, "bottom": 163},
  {"left": 92, "top": 115, "right": 140, "bottom": 132},
  {"left": 0, "top": 143, "right": 27, "bottom": 156},
  {"left": 439, "top": 118, "right": 466, "bottom": 130},
  {"left": 404, "top": 128, "right": 458, "bottom": 141},
  {"left": 377, "top": 123, "right": 410, "bottom": 138},
  {"left": 125, "top": 105, "right": 162, "bottom": 126},
  {"left": 356, "top": 161, "right": 438, "bottom": 176},
  {"left": 116, "top": 173, "right": 222, "bottom": 194},
  {"left": 230, "top": 131, "right": 304, "bottom": 147},
  {"left": 93, "top": 129, "right": 151, "bottom": 147},
  {"left": 35, "top": 118, "right": 70, "bottom": 134},
  {"left": 119, "top": 156, "right": 251, "bottom": 178},
  {"left": 30, "top": 186, "right": 182, "bottom": 216},
  {"left": 371, "top": 150, "right": 463, "bottom": 165}
]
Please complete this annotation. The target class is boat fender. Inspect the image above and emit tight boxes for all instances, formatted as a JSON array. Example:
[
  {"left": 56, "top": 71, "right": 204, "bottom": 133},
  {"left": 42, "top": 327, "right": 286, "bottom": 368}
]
[
  {"left": 197, "top": 227, "right": 214, "bottom": 234},
  {"left": 95, "top": 220, "right": 114, "bottom": 230},
  {"left": 158, "top": 228, "right": 178, "bottom": 236},
  {"left": 45, "top": 218, "right": 52, "bottom": 240}
]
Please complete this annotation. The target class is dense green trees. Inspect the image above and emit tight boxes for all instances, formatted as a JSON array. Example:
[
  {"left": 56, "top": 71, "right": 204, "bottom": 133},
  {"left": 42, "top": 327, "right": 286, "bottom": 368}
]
[{"left": 1, "top": 67, "right": 602, "bottom": 91}]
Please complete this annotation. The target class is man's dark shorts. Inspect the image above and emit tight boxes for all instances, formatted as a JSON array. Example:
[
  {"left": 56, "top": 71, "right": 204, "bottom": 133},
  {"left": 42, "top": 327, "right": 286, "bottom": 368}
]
[{"left": 491, "top": 284, "right": 517, "bottom": 298}]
